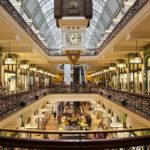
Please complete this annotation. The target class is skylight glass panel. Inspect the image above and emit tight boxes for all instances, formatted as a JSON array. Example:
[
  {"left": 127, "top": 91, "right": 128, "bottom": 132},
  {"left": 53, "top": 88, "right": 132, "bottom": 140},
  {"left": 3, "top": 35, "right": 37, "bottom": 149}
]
[
  {"left": 102, "top": 10, "right": 111, "bottom": 25},
  {"left": 41, "top": 1, "right": 51, "bottom": 14},
  {"left": 107, "top": 0, "right": 119, "bottom": 14},
  {"left": 93, "top": 1, "right": 103, "bottom": 14},
  {"left": 34, "top": 11, "right": 43, "bottom": 25},
  {"left": 16, "top": 0, "right": 124, "bottom": 53},
  {"left": 26, "top": 0, "right": 37, "bottom": 14},
  {"left": 38, "top": 0, "right": 43, "bottom": 3}
]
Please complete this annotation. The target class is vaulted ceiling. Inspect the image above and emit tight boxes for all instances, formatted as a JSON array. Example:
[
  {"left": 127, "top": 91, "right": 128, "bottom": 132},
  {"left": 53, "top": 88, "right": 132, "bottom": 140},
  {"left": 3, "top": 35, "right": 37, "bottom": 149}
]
[
  {"left": 18, "top": 0, "right": 124, "bottom": 54},
  {"left": 1, "top": 0, "right": 150, "bottom": 74}
]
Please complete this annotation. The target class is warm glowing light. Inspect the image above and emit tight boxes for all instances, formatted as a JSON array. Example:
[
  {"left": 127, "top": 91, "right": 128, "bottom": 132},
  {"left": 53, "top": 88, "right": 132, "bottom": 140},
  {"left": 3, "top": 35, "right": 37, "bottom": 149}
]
[
  {"left": 117, "top": 63, "right": 126, "bottom": 68},
  {"left": 4, "top": 57, "right": 17, "bottom": 65},
  {"left": 29, "top": 67, "right": 37, "bottom": 71},
  {"left": 20, "top": 64, "right": 29, "bottom": 69},
  {"left": 109, "top": 66, "right": 116, "bottom": 70},
  {"left": 129, "top": 57, "right": 142, "bottom": 64}
]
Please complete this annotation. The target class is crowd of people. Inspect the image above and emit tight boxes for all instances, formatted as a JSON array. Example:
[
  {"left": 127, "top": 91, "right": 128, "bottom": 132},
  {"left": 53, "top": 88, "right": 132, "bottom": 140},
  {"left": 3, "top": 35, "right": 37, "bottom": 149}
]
[
  {"left": 56, "top": 102, "right": 92, "bottom": 131},
  {"left": 50, "top": 84, "right": 149, "bottom": 118}
]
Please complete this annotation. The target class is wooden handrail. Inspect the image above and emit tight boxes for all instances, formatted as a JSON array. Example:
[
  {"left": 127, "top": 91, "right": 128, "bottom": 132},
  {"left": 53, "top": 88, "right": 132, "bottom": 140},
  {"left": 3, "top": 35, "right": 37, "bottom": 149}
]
[
  {"left": 0, "top": 87, "right": 49, "bottom": 100},
  {"left": 0, "top": 135, "right": 149, "bottom": 149},
  {"left": 0, "top": 127, "right": 149, "bottom": 134},
  {"left": 107, "top": 87, "right": 150, "bottom": 98}
]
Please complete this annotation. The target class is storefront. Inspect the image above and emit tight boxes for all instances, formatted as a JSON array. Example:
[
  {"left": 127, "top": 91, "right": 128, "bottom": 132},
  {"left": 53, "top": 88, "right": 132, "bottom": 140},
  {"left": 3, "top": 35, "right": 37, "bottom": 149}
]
[
  {"left": 109, "top": 70, "right": 117, "bottom": 88},
  {"left": 4, "top": 65, "right": 17, "bottom": 94},
  {"left": 45, "top": 76, "right": 50, "bottom": 87},
  {"left": 19, "top": 69, "right": 28, "bottom": 91},
  {"left": 28, "top": 71, "right": 35, "bottom": 89},
  {"left": 129, "top": 63, "right": 142, "bottom": 93},
  {"left": 35, "top": 75, "right": 40, "bottom": 88}
]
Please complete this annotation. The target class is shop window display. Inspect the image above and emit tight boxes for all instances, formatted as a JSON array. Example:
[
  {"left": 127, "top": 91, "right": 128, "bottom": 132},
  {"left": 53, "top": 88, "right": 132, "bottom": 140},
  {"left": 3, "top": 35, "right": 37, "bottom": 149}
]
[
  {"left": 4, "top": 72, "right": 16, "bottom": 94},
  {"left": 120, "top": 74, "right": 127, "bottom": 91}
]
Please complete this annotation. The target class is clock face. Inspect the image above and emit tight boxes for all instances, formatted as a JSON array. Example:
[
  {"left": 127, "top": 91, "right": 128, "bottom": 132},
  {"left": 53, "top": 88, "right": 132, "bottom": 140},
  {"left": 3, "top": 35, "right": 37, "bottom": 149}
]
[{"left": 66, "top": 31, "right": 81, "bottom": 45}]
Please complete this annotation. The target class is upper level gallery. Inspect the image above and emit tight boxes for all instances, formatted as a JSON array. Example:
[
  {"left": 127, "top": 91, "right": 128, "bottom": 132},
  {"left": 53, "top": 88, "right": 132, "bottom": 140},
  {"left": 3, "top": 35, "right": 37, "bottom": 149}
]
[{"left": 0, "top": 86, "right": 149, "bottom": 149}]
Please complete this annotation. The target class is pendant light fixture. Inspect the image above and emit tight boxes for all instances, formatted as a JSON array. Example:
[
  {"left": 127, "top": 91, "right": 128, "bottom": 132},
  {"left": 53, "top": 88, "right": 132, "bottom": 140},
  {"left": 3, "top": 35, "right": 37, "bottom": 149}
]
[
  {"left": 109, "top": 63, "right": 117, "bottom": 70},
  {"left": 129, "top": 41, "right": 142, "bottom": 64},
  {"left": 20, "top": 60, "right": 29, "bottom": 69},
  {"left": 36, "top": 67, "right": 43, "bottom": 74},
  {"left": 29, "top": 64, "right": 37, "bottom": 71},
  {"left": 20, "top": 54, "right": 29, "bottom": 69},
  {"left": 4, "top": 42, "right": 17, "bottom": 65},
  {"left": 117, "top": 59, "right": 126, "bottom": 68}
]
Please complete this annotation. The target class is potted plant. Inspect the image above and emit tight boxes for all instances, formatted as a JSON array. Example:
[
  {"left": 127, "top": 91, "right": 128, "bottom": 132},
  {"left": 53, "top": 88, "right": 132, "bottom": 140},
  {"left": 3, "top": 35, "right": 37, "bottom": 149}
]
[{"left": 121, "top": 113, "right": 128, "bottom": 128}]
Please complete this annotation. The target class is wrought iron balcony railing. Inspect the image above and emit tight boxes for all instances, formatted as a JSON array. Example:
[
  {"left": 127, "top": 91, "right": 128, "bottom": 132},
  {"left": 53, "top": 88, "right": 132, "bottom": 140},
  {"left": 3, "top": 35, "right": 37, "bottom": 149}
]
[{"left": 0, "top": 127, "right": 149, "bottom": 150}]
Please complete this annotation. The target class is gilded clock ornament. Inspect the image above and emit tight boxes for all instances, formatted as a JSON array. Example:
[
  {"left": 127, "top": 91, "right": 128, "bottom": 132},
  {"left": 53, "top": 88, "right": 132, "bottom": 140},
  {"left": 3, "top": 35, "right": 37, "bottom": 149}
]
[
  {"left": 66, "top": 31, "right": 81, "bottom": 45},
  {"left": 68, "top": 0, "right": 78, "bottom": 9}
]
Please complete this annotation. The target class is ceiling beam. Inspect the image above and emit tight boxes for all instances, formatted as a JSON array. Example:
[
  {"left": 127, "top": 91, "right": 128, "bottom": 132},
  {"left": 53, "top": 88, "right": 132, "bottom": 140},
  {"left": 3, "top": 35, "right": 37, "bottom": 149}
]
[
  {"left": 102, "top": 53, "right": 127, "bottom": 59},
  {"left": 97, "top": 60, "right": 117, "bottom": 64},
  {"left": 0, "top": 34, "right": 18, "bottom": 42},
  {"left": 127, "top": 32, "right": 150, "bottom": 41},
  {"left": 112, "top": 46, "right": 143, "bottom": 52},
  {"left": 2, "top": 47, "right": 33, "bottom": 53},
  {"left": 92, "top": 63, "right": 110, "bottom": 67}
]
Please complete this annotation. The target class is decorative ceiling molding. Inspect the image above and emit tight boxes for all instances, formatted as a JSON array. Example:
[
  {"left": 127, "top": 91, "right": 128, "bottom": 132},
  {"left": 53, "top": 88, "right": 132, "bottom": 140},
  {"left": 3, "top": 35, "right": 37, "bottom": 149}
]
[
  {"left": 0, "top": 0, "right": 148, "bottom": 57},
  {"left": 0, "top": 0, "right": 49, "bottom": 54},
  {"left": 97, "top": 0, "right": 148, "bottom": 52}
]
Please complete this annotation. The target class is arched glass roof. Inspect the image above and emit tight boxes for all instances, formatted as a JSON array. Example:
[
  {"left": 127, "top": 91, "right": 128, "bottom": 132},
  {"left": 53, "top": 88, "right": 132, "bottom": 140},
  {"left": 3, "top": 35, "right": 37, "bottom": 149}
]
[{"left": 19, "top": 0, "right": 124, "bottom": 54}]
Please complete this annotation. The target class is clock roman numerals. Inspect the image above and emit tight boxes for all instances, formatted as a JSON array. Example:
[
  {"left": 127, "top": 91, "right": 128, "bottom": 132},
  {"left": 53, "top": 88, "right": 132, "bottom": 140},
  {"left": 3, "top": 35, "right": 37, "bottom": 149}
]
[{"left": 66, "top": 31, "right": 81, "bottom": 45}]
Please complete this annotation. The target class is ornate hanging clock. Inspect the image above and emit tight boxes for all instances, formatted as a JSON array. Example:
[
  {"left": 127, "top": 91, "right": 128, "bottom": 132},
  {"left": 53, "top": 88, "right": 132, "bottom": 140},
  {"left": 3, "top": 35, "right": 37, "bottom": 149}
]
[
  {"left": 62, "top": 29, "right": 85, "bottom": 50},
  {"left": 66, "top": 31, "right": 81, "bottom": 45}
]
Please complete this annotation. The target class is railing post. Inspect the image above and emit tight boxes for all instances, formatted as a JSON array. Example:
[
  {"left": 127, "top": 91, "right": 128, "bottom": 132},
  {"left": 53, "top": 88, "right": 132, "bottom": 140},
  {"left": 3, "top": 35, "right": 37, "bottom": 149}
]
[{"left": 79, "top": 133, "right": 81, "bottom": 149}]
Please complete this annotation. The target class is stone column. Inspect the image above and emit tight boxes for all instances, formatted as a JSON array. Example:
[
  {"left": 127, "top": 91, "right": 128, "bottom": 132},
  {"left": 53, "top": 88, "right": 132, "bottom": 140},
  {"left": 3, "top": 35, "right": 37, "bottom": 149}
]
[
  {"left": 16, "top": 58, "right": 20, "bottom": 92},
  {"left": 64, "top": 64, "right": 71, "bottom": 85},
  {"left": 0, "top": 51, "right": 4, "bottom": 84},
  {"left": 127, "top": 58, "right": 130, "bottom": 92},
  {"left": 143, "top": 52, "right": 147, "bottom": 94}
]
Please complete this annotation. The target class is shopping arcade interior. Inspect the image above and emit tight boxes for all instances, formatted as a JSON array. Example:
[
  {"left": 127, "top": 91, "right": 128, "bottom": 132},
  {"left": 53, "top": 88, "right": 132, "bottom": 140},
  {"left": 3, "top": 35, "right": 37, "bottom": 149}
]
[
  {"left": 0, "top": 0, "right": 150, "bottom": 149},
  {"left": 1, "top": 0, "right": 150, "bottom": 95}
]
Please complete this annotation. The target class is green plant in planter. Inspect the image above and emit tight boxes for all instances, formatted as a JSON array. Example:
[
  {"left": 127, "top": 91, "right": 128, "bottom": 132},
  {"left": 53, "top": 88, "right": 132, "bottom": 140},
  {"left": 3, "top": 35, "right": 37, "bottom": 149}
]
[
  {"left": 116, "top": 115, "right": 121, "bottom": 122},
  {"left": 98, "top": 101, "right": 101, "bottom": 104},
  {"left": 108, "top": 109, "right": 111, "bottom": 114},
  {"left": 111, "top": 110, "right": 114, "bottom": 117},
  {"left": 42, "top": 103, "right": 45, "bottom": 109},
  {"left": 121, "top": 113, "right": 128, "bottom": 128},
  {"left": 20, "top": 114, "right": 25, "bottom": 127},
  {"left": 34, "top": 109, "right": 37, "bottom": 115},
  {"left": 102, "top": 104, "right": 106, "bottom": 109}
]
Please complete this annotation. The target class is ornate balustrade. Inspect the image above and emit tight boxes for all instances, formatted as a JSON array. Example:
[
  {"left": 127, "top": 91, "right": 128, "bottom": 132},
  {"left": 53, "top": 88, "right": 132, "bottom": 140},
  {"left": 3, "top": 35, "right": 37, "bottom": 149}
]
[
  {"left": 99, "top": 87, "right": 150, "bottom": 119},
  {"left": 0, "top": 127, "right": 149, "bottom": 150},
  {"left": 0, "top": 87, "right": 50, "bottom": 118},
  {"left": 49, "top": 85, "right": 150, "bottom": 119},
  {"left": 0, "top": 85, "right": 149, "bottom": 120},
  {"left": 50, "top": 85, "right": 98, "bottom": 94}
]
